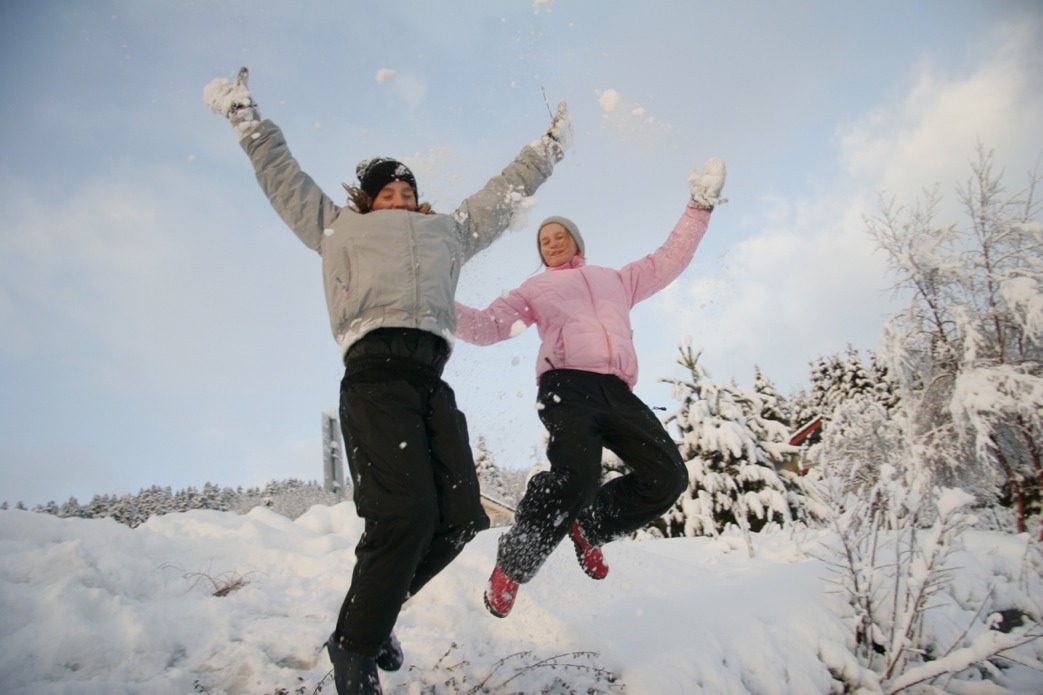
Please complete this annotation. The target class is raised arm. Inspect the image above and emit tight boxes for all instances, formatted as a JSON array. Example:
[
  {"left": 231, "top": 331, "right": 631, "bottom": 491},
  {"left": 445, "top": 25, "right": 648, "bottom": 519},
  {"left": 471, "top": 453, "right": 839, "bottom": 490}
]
[
  {"left": 204, "top": 68, "right": 339, "bottom": 252},
  {"left": 621, "top": 158, "right": 726, "bottom": 304},
  {"left": 454, "top": 102, "right": 573, "bottom": 262}
]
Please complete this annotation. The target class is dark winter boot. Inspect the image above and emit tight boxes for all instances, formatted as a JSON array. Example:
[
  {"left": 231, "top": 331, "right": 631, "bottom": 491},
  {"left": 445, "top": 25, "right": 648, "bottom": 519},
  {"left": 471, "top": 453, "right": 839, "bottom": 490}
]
[
  {"left": 326, "top": 633, "right": 382, "bottom": 695},
  {"left": 375, "top": 632, "right": 403, "bottom": 671},
  {"left": 570, "top": 521, "right": 608, "bottom": 580},
  {"left": 484, "top": 565, "right": 519, "bottom": 618}
]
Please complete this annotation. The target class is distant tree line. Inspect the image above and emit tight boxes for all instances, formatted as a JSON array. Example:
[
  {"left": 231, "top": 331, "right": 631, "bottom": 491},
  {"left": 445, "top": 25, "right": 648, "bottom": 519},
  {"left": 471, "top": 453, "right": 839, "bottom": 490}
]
[
  {"left": 2, "top": 479, "right": 342, "bottom": 527},
  {"left": 3, "top": 464, "right": 529, "bottom": 530}
]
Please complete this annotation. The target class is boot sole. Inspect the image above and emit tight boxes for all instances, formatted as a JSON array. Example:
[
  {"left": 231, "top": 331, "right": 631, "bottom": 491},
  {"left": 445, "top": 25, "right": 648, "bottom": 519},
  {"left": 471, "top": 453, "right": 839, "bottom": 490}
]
[{"left": 483, "top": 591, "right": 512, "bottom": 618}]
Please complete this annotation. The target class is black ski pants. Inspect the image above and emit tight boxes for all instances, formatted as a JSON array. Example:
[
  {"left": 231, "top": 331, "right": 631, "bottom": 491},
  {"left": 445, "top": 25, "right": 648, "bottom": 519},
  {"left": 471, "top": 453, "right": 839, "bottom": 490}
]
[
  {"left": 335, "top": 329, "right": 489, "bottom": 655},
  {"left": 498, "top": 369, "right": 687, "bottom": 583}
]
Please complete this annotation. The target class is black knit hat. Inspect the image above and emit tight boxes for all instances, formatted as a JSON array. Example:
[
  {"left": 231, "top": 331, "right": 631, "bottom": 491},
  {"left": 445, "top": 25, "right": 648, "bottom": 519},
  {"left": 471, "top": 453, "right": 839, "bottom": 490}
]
[{"left": 356, "top": 158, "right": 418, "bottom": 201}]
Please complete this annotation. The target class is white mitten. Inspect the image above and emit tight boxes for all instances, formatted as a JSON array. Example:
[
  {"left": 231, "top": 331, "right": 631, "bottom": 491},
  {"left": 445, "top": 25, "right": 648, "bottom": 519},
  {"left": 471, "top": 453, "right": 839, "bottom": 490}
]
[
  {"left": 203, "top": 67, "right": 261, "bottom": 137},
  {"left": 531, "top": 101, "right": 572, "bottom": 164},
  {"left": 688, "top": 157, "right": 727, "bottom": 209}
]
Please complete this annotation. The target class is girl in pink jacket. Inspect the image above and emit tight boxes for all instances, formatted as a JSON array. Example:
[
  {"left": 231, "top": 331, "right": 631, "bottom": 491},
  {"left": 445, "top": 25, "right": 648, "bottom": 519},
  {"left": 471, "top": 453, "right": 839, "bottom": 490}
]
[{"left": 456, "top": 159, "right": 726, "bottom": 617}]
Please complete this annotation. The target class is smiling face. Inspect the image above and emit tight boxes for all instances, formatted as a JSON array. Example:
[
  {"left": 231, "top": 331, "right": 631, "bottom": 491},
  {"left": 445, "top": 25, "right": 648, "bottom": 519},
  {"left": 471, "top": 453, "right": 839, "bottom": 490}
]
[
  {"left": 370, "top": 181, "right": 418, "bottom": 211},
  {"left": 538, "top": 222, "right": 580, "bottom": 267}
]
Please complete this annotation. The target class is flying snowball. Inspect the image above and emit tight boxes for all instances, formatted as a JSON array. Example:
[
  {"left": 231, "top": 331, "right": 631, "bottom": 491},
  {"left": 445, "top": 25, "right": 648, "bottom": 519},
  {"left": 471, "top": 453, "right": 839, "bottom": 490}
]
[
  {"left": 376, "top": 68, "right": 397, "bottom": 85},
  {"left": 598, "top": 88, "right": 621, "bottom": 113}
]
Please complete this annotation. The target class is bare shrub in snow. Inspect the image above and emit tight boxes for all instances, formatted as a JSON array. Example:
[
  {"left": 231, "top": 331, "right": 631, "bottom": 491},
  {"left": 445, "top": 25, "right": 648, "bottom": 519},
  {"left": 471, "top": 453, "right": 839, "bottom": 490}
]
[{"left": 811, "top": 463, "right": 1043, "bottom": 693}]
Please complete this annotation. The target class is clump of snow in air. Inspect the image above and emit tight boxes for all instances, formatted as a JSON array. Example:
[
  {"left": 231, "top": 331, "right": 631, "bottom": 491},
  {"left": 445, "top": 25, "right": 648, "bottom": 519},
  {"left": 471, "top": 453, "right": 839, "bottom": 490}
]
[
  {"left": 598, "top": 88, "right": 622, "bottom": 113},
  {"left": 507, "top": 191, "right": 539, "bottom": 232},
  {"left": 533, "top": 0, "right": 556, "bottom": 14},
  {"left": 376, "top": 68, "right": 397, "bottom": 85},
  {"left": 596, "top": 88, "right": 676, "bottom": 142}
]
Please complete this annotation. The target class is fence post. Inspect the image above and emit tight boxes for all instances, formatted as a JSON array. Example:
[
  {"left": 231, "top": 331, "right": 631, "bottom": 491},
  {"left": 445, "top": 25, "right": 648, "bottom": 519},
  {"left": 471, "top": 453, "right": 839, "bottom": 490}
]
[{"left": 322, "top": 411, "right": 344, "bottom": 501}]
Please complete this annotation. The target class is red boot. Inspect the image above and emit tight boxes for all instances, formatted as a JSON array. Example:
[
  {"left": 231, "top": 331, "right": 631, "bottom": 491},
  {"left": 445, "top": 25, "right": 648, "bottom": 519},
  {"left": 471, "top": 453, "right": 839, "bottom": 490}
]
[
  {"left": 570, "top": 521, "right": 608, "bottom": 580},
  {"left": 484, "top": 565, "right": 518, "bottom": 618}
]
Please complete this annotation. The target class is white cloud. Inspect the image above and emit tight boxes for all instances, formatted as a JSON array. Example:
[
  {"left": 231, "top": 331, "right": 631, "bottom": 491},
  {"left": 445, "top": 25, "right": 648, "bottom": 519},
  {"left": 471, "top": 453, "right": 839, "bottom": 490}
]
[
  {"left": 656, "top": 23, "right": 1042, "bottom": 392},
  {"left": 658, "top": 194, "right": 893, "bottom": 391},
  {"left": 837, "top": 21, "right": 1043, "bottom": 205}
]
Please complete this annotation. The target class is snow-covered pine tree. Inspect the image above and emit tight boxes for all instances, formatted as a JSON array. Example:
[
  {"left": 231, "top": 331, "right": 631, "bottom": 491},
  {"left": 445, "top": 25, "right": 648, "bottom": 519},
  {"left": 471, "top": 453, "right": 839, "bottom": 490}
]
[
  {"left": 809, "top": 345, "right": 883, "bottom": 417},
  {"left": 58, "top": 496, "right": 85, "bottom": 519},
  {"left": 658, "top": 342, "right": 811, "bottom": 547},
  {"left": 86, "top": 494, "right": 113, "bottom": 520},
  {"left": 33, "top": 500, "right": 59, "bottom": 516},
  {"left": 136, "top": 485, "right": 174, "bottom": 519},
  {"left": 109, "top": 493, "right": 146, "bottom": 528},
  {"left": 868, "top": 350, "right": 900, "bottom": 413},
  {"left": 474, "top": 435, "right": 511, "bottom": 504},
  {"left": 752, "top": 366, "right": 790, "bottom": 426},
  {"left": 787, "top": 386, "right": 818, "bottom": 437},
  {"left": 803, "top": 346, "right": 906, "bottom": 489}
]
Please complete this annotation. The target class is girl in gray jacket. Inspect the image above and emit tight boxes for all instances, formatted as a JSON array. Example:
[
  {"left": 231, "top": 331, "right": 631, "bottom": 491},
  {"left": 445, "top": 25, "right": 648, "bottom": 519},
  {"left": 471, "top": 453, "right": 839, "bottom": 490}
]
[{"left": 205, "top": 68, "right": 570, "bottom": 695}]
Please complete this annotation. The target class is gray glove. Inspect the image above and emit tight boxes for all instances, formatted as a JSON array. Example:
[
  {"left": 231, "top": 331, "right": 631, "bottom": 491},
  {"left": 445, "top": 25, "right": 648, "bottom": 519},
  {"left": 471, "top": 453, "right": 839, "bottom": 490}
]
[
  {"left": 688, "top": 158, "right": 727, "bottom": 209},
  {"left": 530, "top": 101, "right": 572, "bottom": 164},
  {"left": 203, "top": 67, "right": 261, "bottom": 137}
]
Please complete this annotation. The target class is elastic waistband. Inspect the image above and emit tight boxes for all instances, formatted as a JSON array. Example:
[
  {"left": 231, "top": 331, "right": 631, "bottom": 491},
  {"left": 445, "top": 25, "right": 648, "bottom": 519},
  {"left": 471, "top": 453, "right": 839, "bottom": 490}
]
[
  {"left": 538, "top": 368, "right": 629, "bottom": 393},
  {"left": 345, "top": 328, "right": 449, "bottom": 378}
]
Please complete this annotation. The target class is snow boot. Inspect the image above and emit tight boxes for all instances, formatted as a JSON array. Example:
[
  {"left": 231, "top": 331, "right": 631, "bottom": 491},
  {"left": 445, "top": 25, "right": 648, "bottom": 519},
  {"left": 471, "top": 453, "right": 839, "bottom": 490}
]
[
  {"left": 570, "top": 521, "right": 608, "bottom": 580},
  {"left": 375, "top": 632, "right": 403, "bottom": 671},
  {"left": 484, "top": 565, "right": 518, "bottom": 618},
  {"left": 326, "top": 633, "right": 382, "bottom": 695}
]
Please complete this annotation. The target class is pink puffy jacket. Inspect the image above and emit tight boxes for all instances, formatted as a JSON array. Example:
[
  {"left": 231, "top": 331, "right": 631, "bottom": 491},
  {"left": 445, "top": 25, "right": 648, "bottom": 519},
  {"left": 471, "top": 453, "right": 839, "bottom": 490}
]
[{"left": 455, "top": 206, "right": 711, "bottom": 389}]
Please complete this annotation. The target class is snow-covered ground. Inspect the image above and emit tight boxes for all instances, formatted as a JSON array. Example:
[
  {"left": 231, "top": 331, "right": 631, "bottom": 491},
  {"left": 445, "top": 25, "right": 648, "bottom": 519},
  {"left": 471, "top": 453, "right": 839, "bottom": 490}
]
[{"left": 1, "top": 504, "right": 1040, "bottom": 694}]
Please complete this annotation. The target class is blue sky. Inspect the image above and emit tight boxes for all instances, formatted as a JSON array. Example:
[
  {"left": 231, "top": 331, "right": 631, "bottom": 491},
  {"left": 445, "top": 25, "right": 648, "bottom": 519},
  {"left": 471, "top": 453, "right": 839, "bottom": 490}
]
[{"left": 1, "top": 0, "right": 1041, "bottom": 506}]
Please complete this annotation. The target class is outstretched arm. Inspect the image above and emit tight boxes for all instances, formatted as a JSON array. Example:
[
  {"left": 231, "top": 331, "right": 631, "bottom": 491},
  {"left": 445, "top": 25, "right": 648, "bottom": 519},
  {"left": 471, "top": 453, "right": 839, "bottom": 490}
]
[
  {"left": 455, "top": 292, "right": 534, "bottom": 346},
  {"left": 454, "top": 102, "right": 573, "bottom": 262},
  {"left": 622, "top": 157, "right": 727, "bottom": 303}
]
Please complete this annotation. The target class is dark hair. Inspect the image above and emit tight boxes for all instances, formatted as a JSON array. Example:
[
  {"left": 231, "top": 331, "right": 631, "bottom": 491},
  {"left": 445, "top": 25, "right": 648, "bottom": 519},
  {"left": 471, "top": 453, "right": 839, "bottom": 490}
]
[{"left": 342, "top": 184, "right": 433, "bottom": 214}]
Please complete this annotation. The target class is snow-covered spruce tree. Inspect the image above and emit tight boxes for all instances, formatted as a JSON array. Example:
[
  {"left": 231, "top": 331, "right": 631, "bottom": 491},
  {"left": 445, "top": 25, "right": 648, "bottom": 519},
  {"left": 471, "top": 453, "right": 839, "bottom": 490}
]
[
  {"left": 57, "top": 496, "right": 86, "bottom": 519},
  {"left": 787, "top": 386, "right": 818, "bottom": 434},
  {"left": 869, "top": 350, "right": 901, "bottom": 414},
  {"left": 808, "top": 345, "right": 897, "bottom": 418},
  {"left": 658, "top": 342, "right": 819, "bottom": 549},
  {"left": 753, "top": 365, "right": 790, "bottom": 426},
  {"left": 474, "top": 434, "right": 511, "bottom": 504},
  {"left": 867, "top": 144, "right": 1043, "bottom": 535},
  {"left": 135, "top": 485, "right": 175, "bottom": 519},
  {"left": 799, "top": 344, "right": 905, "bottom": 493}
]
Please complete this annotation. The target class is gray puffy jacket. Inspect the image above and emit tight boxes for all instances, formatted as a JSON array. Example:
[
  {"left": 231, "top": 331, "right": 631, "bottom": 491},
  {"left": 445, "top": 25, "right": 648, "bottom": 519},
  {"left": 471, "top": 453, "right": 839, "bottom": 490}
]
[{"left": 241, "top": 120, "right": 556, "bottom": 357}]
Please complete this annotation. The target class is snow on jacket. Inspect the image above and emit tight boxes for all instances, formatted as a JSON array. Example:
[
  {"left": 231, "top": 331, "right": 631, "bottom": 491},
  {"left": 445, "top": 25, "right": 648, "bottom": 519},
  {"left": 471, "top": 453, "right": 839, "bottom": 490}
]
[
  {"left": 241, "top": 119, "right": 557, "bottom": 357},
  {"left": 455, "top": 206, "right": 711, "bottom": 389}
]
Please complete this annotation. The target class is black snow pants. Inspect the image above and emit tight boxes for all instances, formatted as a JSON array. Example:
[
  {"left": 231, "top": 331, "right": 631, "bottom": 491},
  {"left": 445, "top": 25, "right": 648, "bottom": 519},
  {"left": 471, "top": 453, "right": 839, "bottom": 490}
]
[
  {"left": 335, "top": 328, "right": 490, "bottom": 656},
  {"left": 497, "top": 369, "right": 687, "bottom": 583}
]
